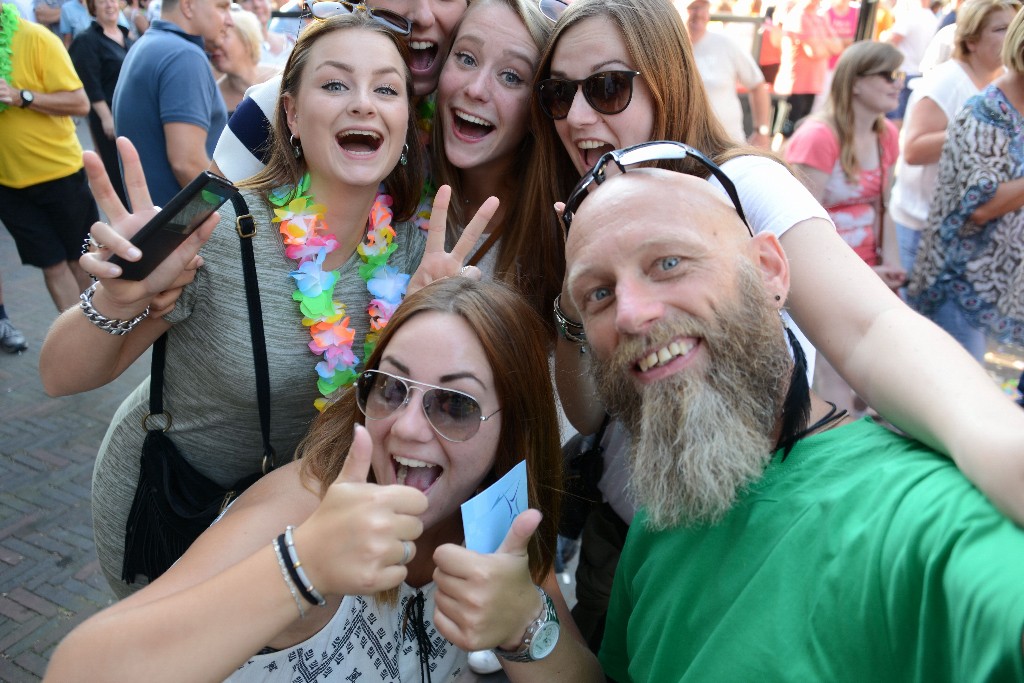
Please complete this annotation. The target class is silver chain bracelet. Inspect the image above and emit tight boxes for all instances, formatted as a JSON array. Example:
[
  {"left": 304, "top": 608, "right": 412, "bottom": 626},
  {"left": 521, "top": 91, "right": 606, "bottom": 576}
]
[{"left": 79, "top": 282, "right": 150, "bottom": 336}]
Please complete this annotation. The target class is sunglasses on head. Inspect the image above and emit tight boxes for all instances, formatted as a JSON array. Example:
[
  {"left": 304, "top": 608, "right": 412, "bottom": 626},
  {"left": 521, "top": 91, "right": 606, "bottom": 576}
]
[
  {"left": 860, "top": 69, "right": 906, "bottom": 84},
  {"left": 536, "top": 70, "right": 641, "bottom": 120},
  {"left": 538, "top": 0, "right": 569, "bottom": 22},
  {"left": 356, "top": 370, "right": 501, "bottom": 443},
  {"left": 560, "top": 140, "right": 753, "bottom": 237},
  {"left": 300, "top": 0, "right": 412, "bottom": 35}
]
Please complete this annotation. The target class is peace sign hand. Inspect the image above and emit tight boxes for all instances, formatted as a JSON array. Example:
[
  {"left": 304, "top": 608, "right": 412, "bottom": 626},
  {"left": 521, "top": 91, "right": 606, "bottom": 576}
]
[
  {"left": 407, "top": 185, "right": 499, "bottom": 296},
  {"left": 80, "top": 137, "right": 217, "bottom": 321}
]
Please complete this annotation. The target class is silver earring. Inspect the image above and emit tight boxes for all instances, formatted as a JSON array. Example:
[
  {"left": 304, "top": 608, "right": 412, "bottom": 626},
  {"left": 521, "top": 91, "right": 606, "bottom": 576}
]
[
  {"left": 399, "top": 143, "right": 409, "bottom": 166},
  {"left": 290, "top": 134, "right": 302, "bottom": 159}
]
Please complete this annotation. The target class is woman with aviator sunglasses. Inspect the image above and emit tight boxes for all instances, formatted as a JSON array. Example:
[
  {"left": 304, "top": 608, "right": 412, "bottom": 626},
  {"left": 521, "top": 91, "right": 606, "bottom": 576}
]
[
  {"left": 47, "top": 278, "right": 604, "bottom": 682},
  {"left": 526, "top": 0, "right": 1024, "bottom": 642}
]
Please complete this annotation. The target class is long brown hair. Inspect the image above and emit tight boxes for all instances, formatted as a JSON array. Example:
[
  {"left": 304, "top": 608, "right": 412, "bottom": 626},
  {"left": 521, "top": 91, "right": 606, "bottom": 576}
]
[
  {"left": 429, "top": 0, "right": 558, "bottom": 325},
  {"left": 298, "top": 278, "right": 562, "bottom": 583},
  {"left": 822, "top": 41, "right": 903, "bottom": 182},
  {"left": 520, "top": 0, "right": 776, "bottom": 294},
  {"left": 241, "top": 12, "right": 425, "bottom": 220}
]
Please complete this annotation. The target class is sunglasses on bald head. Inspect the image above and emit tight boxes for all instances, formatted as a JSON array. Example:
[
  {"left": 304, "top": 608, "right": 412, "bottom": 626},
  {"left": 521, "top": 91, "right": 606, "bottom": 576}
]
[
  {"left": 536, "top": 70, "right": 642, "bottom": 120},
  {"left": 300, "top": 0, "right": 412, "bottom": 35},
  {"left": 356, "top": 370, "right": 501, "bottom": 443},
  {"left": 560, "top": 140, "right": 753, "bottom": 237}
]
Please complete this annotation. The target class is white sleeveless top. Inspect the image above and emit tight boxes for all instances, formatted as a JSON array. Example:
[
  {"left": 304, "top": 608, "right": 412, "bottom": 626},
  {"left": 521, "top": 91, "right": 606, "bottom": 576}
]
[{"left": 225, "top": 582, "right": 467, "bottom": 682}]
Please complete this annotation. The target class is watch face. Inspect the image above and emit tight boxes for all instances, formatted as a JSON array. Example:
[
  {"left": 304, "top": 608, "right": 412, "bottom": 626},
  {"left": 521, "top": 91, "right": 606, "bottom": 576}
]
[
  {"left": 528, "top": 621, "right": 560, "bottom": 660},
  {"left": 21, "top": 91, "right": 33, "bottom": 105}
]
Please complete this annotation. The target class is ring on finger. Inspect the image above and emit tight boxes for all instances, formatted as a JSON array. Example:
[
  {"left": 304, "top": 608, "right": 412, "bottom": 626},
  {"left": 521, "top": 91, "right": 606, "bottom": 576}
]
[
  {"left": 460, "top": 265, "right": 470, "bottom": 276},
  {"left": 399, "top": 540, "right": 413, "bottom": 566}
]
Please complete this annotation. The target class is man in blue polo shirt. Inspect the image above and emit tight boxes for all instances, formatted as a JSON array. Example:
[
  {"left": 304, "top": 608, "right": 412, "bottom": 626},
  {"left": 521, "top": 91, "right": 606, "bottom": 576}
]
[{"left": 112, "top": 0, "right": 231, "bottom": 206}]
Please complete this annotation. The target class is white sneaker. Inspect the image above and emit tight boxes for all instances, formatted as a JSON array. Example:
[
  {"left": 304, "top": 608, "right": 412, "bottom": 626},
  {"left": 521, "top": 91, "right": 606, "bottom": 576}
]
[
  {"left": 467, "top": 650, "right": 502, "bottom": 675},
  {"left": 0, "top": 318, "right": 27, "bottom": 354}
]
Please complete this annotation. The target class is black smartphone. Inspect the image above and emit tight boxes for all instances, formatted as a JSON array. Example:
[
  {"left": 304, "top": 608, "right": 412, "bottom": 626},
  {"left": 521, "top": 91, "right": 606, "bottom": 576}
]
[{"left": 109, "top": 171, "right": 237, "bottom": 280}]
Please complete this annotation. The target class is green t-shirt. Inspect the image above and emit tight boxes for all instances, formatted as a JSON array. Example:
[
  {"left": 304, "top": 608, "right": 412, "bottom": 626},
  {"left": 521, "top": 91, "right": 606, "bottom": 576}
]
[{"left": 600, "top": 418, "right": 1024, "bottom": 682}]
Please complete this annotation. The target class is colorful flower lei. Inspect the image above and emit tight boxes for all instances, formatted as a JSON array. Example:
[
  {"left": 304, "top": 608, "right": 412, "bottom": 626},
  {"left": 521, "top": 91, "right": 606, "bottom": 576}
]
[
  {"left": 0, "top": 3, "right": 20, "bottom": 114},
  {"left": 271, "top": 174, "right": 410, "bottom": 412}
]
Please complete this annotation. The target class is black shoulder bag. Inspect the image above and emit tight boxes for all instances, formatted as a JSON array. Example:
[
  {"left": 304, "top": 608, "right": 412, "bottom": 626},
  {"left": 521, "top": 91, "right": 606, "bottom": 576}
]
[{"left": 122, "top": 194, "right": 276, "bottom": 584}]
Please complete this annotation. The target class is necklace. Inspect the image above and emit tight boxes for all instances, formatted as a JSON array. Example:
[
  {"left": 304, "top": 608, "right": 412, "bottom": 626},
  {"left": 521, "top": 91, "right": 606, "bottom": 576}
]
[
  {"left": 0, "top": 3, "right": 19, "bottom": 113},
  {"left": 271, "top": 174, "right": 409, "bottom": 412},
  {"left": 780, "top": 400, "right": 849, "bottom": 461}
]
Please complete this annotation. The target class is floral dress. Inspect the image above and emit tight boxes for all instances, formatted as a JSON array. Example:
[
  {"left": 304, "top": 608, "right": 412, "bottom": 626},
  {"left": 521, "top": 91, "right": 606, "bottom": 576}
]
[{"left": 908, "top": 85, "right": 1024, "bottom": 346}]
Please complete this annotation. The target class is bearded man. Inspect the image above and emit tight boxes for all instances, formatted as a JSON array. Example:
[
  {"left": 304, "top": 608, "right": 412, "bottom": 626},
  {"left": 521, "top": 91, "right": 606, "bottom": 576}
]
[{"left": 563, "top": 167, "right": 1024, "bottom": 682}]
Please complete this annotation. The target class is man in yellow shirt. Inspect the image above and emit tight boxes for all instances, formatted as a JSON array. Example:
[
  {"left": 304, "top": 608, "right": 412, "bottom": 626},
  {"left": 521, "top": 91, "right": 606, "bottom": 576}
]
[{"left": 0, "top": 0, "right": 96, "bottom": 313}]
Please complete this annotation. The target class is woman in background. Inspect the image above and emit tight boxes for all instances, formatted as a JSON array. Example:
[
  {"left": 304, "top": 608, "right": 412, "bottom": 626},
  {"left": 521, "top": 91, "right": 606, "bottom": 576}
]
[
  {"left": 212, "top": 6, "right": 279, "bottom": 115},
  {"left": 786, "top": 41, "right": 905, "bottom": 413},
  {"left": 69, "top": 0, "right": 133, "bottom": 205},
  {"left": 890, "top": 0, "right": 1020, "bottom": 352},
  {"left": 908, "top": 7, "right": 1024, "bottom": 357}
]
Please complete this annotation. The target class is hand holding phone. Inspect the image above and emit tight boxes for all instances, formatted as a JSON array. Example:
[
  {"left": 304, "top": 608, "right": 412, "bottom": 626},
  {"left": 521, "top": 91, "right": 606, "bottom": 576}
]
[{"left": 108, "top": 171, "right": 237, "bottom": 280}]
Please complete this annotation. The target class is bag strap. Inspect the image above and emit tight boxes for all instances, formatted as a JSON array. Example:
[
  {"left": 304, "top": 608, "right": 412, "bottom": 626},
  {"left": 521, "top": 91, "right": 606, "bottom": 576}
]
[
  {"left": 233, "top": 192, "right": 276, "bottom": 473},
  {"left": 145, "top": 191, "right": 276, "bottom": 472}
]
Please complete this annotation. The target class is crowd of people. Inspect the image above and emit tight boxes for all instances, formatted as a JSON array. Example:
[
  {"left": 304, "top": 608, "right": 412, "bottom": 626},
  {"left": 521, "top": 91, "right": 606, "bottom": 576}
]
[{"left": 1, "top": 0, "right": 1023, "bottom": 679}]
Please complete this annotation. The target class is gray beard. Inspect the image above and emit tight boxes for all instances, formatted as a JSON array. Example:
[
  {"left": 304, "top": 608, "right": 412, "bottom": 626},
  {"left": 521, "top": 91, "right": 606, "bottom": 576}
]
[{"left": 592, "top": 264, "right": 792, "bottom": 530}]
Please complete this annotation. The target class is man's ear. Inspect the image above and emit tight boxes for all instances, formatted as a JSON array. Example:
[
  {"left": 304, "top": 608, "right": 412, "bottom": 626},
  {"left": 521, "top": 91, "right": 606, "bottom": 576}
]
[{"left": 749, "top": 232, "right": 790, "bottom": 306}]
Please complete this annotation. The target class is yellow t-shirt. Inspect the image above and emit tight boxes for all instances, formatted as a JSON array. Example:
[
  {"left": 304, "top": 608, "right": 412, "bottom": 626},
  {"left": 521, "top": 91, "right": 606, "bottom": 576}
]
[{"left": 0, "top": 16, "right": 84, "bottom": 188}]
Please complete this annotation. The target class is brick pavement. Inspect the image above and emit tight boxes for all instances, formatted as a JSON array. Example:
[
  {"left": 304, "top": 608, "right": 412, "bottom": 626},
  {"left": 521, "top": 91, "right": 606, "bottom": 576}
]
[{"left": 0, "top": 118, "right": 151, "bottom": 682}]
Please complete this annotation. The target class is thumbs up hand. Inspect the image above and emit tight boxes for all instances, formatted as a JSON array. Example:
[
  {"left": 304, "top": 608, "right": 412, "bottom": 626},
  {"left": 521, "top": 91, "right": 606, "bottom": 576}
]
[
  {"left": 293, "top": 425, "right": 428, "bottom": 598},
  {"left": 431, "top": 509, "right": 545, "bottom": 652}
]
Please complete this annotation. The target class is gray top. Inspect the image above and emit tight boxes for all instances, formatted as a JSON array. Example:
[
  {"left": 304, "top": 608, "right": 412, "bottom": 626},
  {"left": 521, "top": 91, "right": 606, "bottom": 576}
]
[{"left": 91, "top": 190, "right": 426, "bottom": 593}]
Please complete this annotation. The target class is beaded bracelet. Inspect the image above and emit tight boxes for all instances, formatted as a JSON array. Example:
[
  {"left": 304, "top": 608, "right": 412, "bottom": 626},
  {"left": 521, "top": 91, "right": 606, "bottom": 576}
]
[
  {"left": 79, "top": 282, "right": 150, "bottom": 336},
  {"left": 553, "top": 295, "right": 586, "bottom": 344},
  {"left": 272, "top": 538, "right": 306, "bottom": 618},
  {"left": 280, "top": 527, "right": 326, "bottom": 607}
]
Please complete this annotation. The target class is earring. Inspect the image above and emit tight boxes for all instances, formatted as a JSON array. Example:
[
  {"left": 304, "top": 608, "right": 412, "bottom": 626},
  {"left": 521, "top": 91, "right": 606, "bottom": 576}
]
[
  {"left": 774, "top": 294, "right": 781, "bottom": 302},
  {"left": 399, "top": 143, "right": 409, "bottom": 166},
  {"left": 289, "top": 134, "right": 302, "bottom": 160}
]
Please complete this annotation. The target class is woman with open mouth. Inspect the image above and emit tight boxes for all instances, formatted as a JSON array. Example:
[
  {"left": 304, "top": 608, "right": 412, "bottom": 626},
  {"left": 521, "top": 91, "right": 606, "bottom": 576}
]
[
  {"left": 46, "top": 278, "right": 603, "bottom": 683},
  {"left": 212, "top": 0, "right": 472, "bottom": 183},
  {"left": 429, "top": 0, "right": 561, "bottom": 321},
  {"left": 526, "top": 0, "right": 1024, "bottom": 648},
  {"left": 40, "top": 10, "right": 491, "bottom": 599}
]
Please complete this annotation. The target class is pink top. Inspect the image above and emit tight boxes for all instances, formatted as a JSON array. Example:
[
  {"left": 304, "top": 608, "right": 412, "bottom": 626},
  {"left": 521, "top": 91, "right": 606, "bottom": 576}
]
[
  {"left": 785, "top": 118, "right": 900, "bottom": 264},
  {"left": 775, "top": 10, "right": 834, "bottom": 95},
  {"left": 825, "top": 5, "right": 858, "bottom": 68}
]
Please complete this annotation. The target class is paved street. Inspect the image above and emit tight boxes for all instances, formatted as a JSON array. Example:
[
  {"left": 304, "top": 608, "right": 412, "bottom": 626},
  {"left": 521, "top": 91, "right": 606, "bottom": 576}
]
[{"left": 0, "top": 224, "right": 151, "bottom": 681}]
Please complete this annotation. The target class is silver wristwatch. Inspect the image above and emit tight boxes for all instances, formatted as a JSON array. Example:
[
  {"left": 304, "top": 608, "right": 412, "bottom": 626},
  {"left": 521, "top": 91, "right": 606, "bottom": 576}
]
[
  {"left": 79, "top": 282, "right": 150, "bottom": 335},
  {"left": 493, "top": 586, "right": 561, "bottom": 663}
]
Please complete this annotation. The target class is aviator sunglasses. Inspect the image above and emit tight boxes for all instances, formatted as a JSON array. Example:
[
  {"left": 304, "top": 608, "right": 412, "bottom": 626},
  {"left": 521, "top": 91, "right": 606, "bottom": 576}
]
[
  {"left": 300, "top": 0, "right": 412, "bottom": 35},
  {"left": 538, "top": 0, "right": 569, "bottom": 21},
  {"left": 536, "top": 70, "right": 642, "bottom": 120},
  {"left": 356, "top": 370, "right": 501, "bottom": 443},
  {"left": 560, "top": 140, "right": 753, "bottom": 237}
]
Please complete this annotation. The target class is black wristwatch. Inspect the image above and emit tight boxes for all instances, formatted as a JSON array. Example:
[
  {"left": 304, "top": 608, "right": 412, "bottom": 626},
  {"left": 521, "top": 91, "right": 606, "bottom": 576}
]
[
  {"left": 19, "top": 90, "right": 34, "bottom": 108},
  {"left": 493, "top": 586, "right": 561, "bottom": 663}
]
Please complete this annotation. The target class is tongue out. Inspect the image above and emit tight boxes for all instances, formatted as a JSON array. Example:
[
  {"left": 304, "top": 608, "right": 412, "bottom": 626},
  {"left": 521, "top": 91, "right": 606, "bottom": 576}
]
[
  {"left": 583, "top": 143, "right": 614, "bottom": 170},
  {"left": 397, "top": 464, "right": 442, "bottom": 493},
  {"left": 410, "top": 45, "right": 437, "bottom": 72}
]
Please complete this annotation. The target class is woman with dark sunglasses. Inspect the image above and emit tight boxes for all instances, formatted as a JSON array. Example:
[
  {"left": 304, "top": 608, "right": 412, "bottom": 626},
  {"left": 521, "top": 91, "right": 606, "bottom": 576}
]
[
  {"left": 528, "top": 0, "right": 1024, "bottom": 643},
  {"left": 40, "top": 11, "right": 488, "bottom": 599},
  {"left": 46, "top": 278, "right": 603, "bottom": 682}
]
